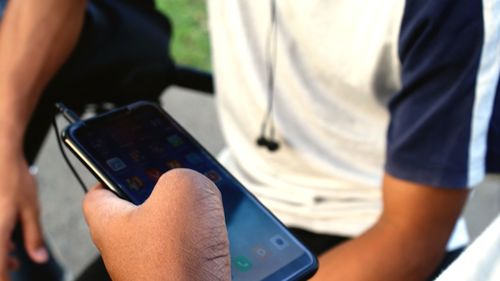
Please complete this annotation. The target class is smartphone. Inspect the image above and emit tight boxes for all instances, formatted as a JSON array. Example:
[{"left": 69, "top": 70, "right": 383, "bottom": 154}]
[{"left": 61, "top": 101, "right": 317, "bottom": 280}]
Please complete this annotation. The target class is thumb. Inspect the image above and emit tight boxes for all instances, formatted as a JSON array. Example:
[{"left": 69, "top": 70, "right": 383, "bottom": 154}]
[{"left": 82, "top": 184, "right": 135, "bottom": 248}]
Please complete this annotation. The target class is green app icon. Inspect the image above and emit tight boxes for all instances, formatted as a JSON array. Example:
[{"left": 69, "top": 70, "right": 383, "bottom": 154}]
[
  {"left": 167, "top": 135, "right": 183, "bottom": 147},
  {"left": 233, "top": 256, "right": 252, "bottom": 272}
]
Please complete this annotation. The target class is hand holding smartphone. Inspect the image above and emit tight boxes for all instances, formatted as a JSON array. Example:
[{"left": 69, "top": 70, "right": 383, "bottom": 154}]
[
  {"left": 61, "top": 101, "right": 317, "bottom": 281},
  {"left": 82, "top": 169, "right": 232, "bottom": 281}
]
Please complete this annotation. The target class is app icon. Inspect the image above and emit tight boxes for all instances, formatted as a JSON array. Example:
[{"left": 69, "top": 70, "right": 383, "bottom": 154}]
[
  {"left": 167, "top": 135, "right": 183, "bottom": 147},
  {"left": 149, "top": 143, "right": 166, "bottom": 154},
  {"left": 106, "top": 157, "right": 126, "bottom": 171},
  {"left": 270, "top": 235, "right": 289, "bottom": 250},
  {"left": 185, "top": 153, "right": 203, "bottom": 165},
  {"left": 204, "top": 170, "right": 221, "bottom": 183},
  {"left": 126, "top": 176, "right": 144, "bottom": 191},
  {"left": 252, "top": 246, "right": 270, "bottom": 260},
  {"left": 145, "top": 168, "right": 162, "bottom": 181},
  {"left": 129, "top": 150, "right": 144, "bottom": 162},
  {"left": 166, "top": 160, "right": 182, "bottom": 169},
  {"left": 233, "top": 256, "right": 252, "bottom": 272}
]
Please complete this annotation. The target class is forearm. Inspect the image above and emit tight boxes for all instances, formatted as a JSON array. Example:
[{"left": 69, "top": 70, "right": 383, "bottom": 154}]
[
  {"left": 0, "top": 0, "right": 86, "bottom": 146},
  {"left": 311, "top": 174, "right": 468, "bottom": 281},
  {"left": 311, "top": 223, "right": 443, "bottom": 281}
]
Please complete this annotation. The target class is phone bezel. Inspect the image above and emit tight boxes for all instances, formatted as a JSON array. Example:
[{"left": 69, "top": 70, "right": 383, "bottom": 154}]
[{"left": 61, "top": 101, "right": 318, "bottom": 280}]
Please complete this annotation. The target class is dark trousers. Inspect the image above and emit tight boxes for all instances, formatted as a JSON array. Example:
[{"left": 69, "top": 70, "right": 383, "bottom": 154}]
[{"left": 0, "top": 0, "right": 175, "bottom": 280}]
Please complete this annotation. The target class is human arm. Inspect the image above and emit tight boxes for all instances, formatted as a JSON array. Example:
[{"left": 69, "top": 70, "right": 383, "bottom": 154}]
[
  {"left": 0, "top": 0, "right": 86, "bottom": 278},
  {"left": 82, "top": 169, "right": 231, "bottom": 281},
  {"left": 0, "top": 0, "right": 87, "bottom": 141},
  {"left": 311, "top": 173, "right": 468, "bottom": 281},
  {"left": 316, "top": 0, "right": 495, "bottom": 278}
]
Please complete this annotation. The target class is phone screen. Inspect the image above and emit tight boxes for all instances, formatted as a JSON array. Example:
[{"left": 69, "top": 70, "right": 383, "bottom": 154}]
[{"left": 64, "top": 102, "right": 317, "bottom": 281}]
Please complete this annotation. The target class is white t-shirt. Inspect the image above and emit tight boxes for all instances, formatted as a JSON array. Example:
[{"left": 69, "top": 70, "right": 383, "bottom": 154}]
[
  {"left": 207, "top": 0, "right": 492, "bottom": 248},
  {"left": 208, "top": 0, "right": 402, "bottom": 237}
]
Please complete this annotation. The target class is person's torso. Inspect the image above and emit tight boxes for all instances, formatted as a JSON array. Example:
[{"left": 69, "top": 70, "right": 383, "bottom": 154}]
[{"left": 208, "top": 0, "right": 404, "bottom": 236}]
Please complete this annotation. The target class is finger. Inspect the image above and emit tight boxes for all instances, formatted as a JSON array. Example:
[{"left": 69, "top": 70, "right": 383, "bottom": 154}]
[
  {"left": 148, "top": 169, "right": 229, "bottom": 275},
  {"left": 19, "top": 201, "right": 47, "bottom": 264},
  {"left": 145, "top": 169, "right": 225, "bottom": 233},
  {"left": 149, "top": 169, "right": 222, "bottom": 209},
  {"left": 82, "top": 183, "right": 136, "bottom": 247}
]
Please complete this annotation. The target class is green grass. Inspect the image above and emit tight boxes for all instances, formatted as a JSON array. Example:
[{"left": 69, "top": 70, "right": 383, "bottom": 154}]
[{"left": 155, "top": 0, "right": 211, "bottom": 71}]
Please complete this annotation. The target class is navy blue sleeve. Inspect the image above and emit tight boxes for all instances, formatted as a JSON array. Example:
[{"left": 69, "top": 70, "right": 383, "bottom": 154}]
[{"left": 385, "top": 0, "right": 494, "bottom": 188}]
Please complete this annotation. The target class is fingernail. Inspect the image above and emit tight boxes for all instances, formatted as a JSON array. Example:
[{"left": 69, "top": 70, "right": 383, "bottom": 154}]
[{"left": 33, "top": 247, "right": 49, "bottom": 263}]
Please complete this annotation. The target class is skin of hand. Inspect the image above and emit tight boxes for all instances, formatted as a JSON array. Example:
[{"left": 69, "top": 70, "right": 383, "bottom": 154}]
[
  {"left": 83, "top": 169, "right": 231, "bottom": 281},
  {"left": 0, "top": 0, "right": 86, "bottom": 279},
  {"left": 310, "top": 173, "right": 469, "bottom": 281},
  {"left": 0, "top": 149, "right": 44, "bottom": 272}
]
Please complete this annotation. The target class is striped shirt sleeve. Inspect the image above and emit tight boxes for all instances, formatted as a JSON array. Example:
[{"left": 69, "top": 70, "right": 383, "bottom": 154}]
[{"left": 385, "top": 0, "right": 500, "bottom": 188}]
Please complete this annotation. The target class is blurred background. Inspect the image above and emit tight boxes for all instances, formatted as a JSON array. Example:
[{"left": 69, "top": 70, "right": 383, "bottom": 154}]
[
  {"left": 156, "top": 0, "right": 211, "bottom": 71},
  {"left": 34, "top": 0, "right": 500, "bottom": 278}
]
